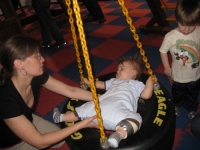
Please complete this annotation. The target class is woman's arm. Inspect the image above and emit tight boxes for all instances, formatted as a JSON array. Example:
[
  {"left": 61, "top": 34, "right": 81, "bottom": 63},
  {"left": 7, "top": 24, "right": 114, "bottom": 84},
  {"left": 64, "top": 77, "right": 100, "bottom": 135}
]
[
  {"left": 84, "top": 78, "right": 105, "bottom": 89},
  {"left": 5, "top": 115, "right": 97, "bottom": 149},
  {"left": 43, "top": 76, "right": 95, "bottom": 101}
]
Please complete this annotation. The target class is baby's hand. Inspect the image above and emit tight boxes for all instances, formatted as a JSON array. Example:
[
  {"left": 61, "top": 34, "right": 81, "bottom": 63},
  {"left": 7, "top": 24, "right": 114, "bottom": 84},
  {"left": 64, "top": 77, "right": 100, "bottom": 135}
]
[
  {"left": 84, "top": 78, "right": 90, "bottom": 85},
  {"left": 147, "top": 75, "right": 157, "bottom": 84}
]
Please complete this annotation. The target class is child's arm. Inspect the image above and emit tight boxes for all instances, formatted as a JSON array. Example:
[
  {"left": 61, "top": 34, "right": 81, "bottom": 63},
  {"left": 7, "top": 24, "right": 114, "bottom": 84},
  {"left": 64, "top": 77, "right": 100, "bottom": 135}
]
[
  {"left": 84, "top": 78, "right": 105, "bottom": 89},
  {"left": 160, "top": 52, "right": 172, "bottom": 77},
  {"left": 140, "top": 76, "right": 155, "bottom": 100},
  {"left": 160, "top": 52, "right": 173, "bottom": 85}
]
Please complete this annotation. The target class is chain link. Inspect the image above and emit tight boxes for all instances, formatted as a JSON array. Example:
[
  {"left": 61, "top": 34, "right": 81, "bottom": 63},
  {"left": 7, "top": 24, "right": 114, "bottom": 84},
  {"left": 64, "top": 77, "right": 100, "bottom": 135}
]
[
  {"left": 64, "top": 0, "right": 85, "bottom": 85},
  {"left": 65, "top": 0, "right": 106, "bottom": 143},
  {"left": 118, "top": 0, "right": 156, "bottom": 82}
]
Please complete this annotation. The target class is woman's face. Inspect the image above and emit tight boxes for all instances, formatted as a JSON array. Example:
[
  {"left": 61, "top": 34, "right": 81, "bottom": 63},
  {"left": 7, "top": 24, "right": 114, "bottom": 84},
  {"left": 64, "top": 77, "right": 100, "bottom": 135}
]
[{"left": 21, "top": 52, "right": 44, "bottom": 77}]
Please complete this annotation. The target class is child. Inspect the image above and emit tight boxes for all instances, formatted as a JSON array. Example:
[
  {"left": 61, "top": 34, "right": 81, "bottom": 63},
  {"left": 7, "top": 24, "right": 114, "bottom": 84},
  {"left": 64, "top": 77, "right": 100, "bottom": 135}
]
[
  {"left": 53, "top": 55, "right": 155, "bottom": 148},
  {"left": 159, "top": 0, "right": 200, "bottom": 119}
]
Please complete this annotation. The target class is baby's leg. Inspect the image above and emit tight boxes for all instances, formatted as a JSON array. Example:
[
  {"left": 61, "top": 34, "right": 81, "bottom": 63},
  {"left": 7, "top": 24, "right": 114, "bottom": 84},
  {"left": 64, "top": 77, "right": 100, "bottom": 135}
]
[
  {"left": 108, "top": 119, "right": 139, "bottom": 148},
  {"left": 53, "top": 108, "right": 79, "bottom": 123}
]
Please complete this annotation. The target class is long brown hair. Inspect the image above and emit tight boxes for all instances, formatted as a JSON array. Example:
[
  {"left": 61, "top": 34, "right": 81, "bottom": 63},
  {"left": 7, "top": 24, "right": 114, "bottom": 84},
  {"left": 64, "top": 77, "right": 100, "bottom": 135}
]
[{"left": 0, "top": 35, "right": 42, "bottom": 85}]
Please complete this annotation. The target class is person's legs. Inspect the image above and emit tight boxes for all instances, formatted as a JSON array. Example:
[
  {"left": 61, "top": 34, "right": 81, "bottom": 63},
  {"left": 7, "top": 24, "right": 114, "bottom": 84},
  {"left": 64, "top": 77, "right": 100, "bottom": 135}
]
[
  {"left": 5, "top": 114, "right": 64, "bottom": 150},
  {"left": 89, "top": 0, "right": 106, "bottom": 24},
  {"left": 184, "top": 79, "right": 200, "bottom": 112},
  {"left": 190, "top": 113, "right": 200, "bottom": 139},
  {"left": 32, "top": 0, "right": 65, "bottom": 46},
  {"left": 184, "top": 79, "right": 200, "bottom": 119},
  {"left": 11, "top": 0, "right": 19, "bottom": 10},
  {"left": 32, "top": 114, "right": 65, "bottom": 148},
  {"left": 82, "top": 0, "right": 94, "bottom": 17},
  {"left": 172, "top": 81, "right": 186, "bottom": 116},
  {"left": 32, "top": 0, "right": 52, "bottom": 45}
]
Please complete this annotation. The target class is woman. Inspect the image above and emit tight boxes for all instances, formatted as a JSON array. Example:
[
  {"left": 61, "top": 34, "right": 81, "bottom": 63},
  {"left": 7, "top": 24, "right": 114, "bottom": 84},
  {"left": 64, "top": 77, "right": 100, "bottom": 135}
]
[{"left": 0, "top": 35, "right": 97, "bottom": 149}]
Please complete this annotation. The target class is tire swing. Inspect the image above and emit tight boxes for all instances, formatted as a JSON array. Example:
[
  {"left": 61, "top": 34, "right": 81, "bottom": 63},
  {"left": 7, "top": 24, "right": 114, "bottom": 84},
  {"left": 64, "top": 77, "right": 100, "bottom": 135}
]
[{"left": 60, "top": 0, "right": 175, "bottom": 149}]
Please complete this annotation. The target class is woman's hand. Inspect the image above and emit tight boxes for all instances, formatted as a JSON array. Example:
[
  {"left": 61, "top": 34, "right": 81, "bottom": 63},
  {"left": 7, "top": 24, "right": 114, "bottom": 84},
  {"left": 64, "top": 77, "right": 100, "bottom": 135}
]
[{"left": 80, "top": 115, "right": 99, "bottom": 129}]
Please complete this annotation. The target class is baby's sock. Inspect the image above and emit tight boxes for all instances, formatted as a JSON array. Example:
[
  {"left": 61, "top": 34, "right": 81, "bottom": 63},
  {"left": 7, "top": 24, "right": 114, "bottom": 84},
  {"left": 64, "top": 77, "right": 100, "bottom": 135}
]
[
  {"left": 53, "top": 108, "right": 63, "bottom": 123},
  {"left": 108, "top": 131, "right": 123, "bottom": 148}
]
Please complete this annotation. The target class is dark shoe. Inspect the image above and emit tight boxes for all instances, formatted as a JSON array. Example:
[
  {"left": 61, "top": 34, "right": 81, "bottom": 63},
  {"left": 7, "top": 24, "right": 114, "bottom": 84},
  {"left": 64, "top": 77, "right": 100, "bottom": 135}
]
[
  {"left": 51, "top": 41, "right": 67, "bottom": 48},
  {"left": 99, "top": 18, "right": 106, "bottom": 24},
  {"left": 92, "top": 18, "right": 99, "bottom": 21},
  {"left": 42, "top": 44, "right": 52, "bottom": 48},
  {"left": 175, "top": 106, "right": 180, "bottom": 116},
  {"left": 188, "top": 111, "right": 197, "bottom": 119},
  {"left": 86, "top": 13, "right": 92, "bottom": 17},
  {"left": 83, "top": 17, "right": 94, "bottom": 23}
]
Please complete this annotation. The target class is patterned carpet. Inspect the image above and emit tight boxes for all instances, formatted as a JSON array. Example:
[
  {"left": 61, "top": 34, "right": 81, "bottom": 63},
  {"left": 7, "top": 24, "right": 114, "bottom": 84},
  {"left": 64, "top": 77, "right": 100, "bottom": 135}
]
[{"left": 19, "top": 0, "right": 200, "bottom": 149}]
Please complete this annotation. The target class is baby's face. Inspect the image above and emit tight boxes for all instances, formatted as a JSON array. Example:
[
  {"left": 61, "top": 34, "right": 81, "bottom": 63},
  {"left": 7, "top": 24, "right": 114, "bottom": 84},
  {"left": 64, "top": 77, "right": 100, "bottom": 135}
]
[
  {"left": 177, "top": 22, "right": 196, "bottom": 35},
  {"left": 116, "top": 61, "right": 138, "bottom": 80}
]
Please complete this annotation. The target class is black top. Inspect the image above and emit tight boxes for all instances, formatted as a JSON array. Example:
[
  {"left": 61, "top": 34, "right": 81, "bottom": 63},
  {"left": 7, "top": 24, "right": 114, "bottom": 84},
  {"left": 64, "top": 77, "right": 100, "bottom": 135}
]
[{"left": 0, "top": 72, "right": 49, "bottom": 148}]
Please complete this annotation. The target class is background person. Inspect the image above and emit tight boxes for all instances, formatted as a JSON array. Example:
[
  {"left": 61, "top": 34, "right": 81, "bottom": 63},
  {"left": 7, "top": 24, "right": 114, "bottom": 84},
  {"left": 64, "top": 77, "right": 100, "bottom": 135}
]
[
  {"left": 26, "top": 0, "right": 67, "bottom": 48},
  {"left": 159, "top": 0, "right": 200, "bottom": 119}
]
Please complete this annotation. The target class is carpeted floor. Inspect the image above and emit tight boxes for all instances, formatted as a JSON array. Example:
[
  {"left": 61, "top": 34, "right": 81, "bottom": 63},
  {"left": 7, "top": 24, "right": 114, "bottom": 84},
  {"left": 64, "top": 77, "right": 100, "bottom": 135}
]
[{"left": 18, "top": 0, "right": 200, "bottom": 149}]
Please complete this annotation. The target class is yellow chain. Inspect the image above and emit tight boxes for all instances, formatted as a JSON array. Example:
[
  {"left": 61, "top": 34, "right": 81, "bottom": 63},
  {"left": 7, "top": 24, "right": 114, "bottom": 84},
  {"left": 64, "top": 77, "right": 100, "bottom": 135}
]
[
  {"left": 118, "top": 0, "right": 156, "bottom": 82},
  {"left": 64, "top": 0, "right": 85, "bottom": 85},
  {"left": 67, "top": 0, "right": 106, "bottom": 142},
  {"left": 64, "top": 0, "right": 156, "bottom": 145}
]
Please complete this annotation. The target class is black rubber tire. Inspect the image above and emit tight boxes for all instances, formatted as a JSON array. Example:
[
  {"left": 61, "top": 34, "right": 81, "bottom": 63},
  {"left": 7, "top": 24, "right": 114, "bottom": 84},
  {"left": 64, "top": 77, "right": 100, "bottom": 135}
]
[{"left": 61, "top": 72, "right": 175, "bottom": 150}]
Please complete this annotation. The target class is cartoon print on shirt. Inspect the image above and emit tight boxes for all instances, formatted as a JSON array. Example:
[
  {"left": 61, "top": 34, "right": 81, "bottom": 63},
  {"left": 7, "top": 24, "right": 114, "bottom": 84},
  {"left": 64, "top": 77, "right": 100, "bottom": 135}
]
[
  {"left": 175, "top": 39, "right": 200, "bottom": 70},
  {"left": 174, "top": 49, "right": 192, "bottom": 69}
]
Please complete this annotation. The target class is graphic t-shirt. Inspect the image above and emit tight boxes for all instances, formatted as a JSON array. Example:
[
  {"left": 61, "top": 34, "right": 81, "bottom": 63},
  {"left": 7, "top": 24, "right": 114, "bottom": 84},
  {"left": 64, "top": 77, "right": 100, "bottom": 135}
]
[{"left": 159, "top": 26, "right": 200, "bottom": 83}]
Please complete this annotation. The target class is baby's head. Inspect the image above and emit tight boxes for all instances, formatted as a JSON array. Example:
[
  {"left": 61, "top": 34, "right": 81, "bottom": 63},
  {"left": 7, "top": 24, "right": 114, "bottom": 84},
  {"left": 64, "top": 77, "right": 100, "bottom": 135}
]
[
  {"left": 175, "top": 0, "right": 200, "bottom": 35},
  {"left": 116, "top": 54, "right": 142, "bottom": 80}
]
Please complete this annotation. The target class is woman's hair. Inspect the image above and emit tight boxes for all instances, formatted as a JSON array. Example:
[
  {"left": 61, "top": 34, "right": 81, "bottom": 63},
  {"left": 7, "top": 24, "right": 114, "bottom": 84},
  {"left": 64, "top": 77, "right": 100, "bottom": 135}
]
[
  {"left": 0, "top": 35, "right": 42, "bottom": 85},
  {"left": 117, "top": 53, "right": 143, "bottom": 80},
  {"left": 175, "top": 0, "right": 200, "bottom": 26}
]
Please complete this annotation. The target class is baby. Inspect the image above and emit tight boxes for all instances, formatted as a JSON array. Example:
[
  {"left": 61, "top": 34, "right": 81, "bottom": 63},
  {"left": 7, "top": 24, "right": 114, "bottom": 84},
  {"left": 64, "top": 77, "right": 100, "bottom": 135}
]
[{"left": 53, "top": 55, "right": 155, "bottom": 148}]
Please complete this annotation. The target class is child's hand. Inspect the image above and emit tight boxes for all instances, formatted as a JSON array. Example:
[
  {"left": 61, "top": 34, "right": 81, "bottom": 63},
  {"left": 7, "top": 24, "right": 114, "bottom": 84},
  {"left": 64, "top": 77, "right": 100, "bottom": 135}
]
[
  {"left": 164, "top": 67, "right": 173, "bottom": 85},
  {"left": 168, "top": 76, "right": 173, "bottom": 85},
  {"left": 164, "top": 67, "right": 172, "bottom": 77}
]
